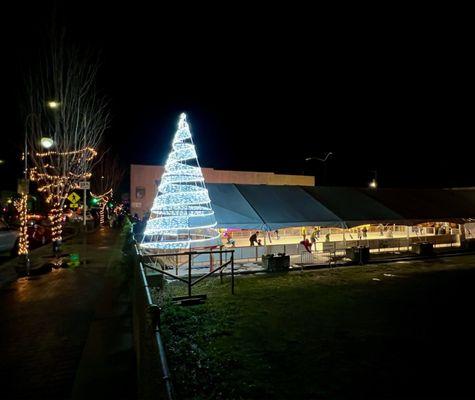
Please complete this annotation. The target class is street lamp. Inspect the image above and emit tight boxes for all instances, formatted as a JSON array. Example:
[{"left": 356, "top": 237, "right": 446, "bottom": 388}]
[
  {"left": 369, "top": 170, "right": 378, "bottom": 189},
  {"left": 42, "top": 102, "right": 59, "bottom": 149},
  {"left": 305, "top": 152, "right": 334, "bottom": 185},
  {"left": 22, "top": 111, "right": 56, "bottom": 272},
  {"left": 40, "top": 137, "right": 54, "bottom": 149},
  {"left": 47, "top": 100, "right": 60, "bottom": 109}
]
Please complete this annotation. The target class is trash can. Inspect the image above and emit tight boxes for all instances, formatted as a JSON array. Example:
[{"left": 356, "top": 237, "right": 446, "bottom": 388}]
[
  {"left": 262, "top": 254, "right": 290, "bottom": 272},
  {"left": 345, "top": 246, "right": 370, "bottom": 265},
  {"left": 412, "top": 242, "right": 433, "bottom": 256}
]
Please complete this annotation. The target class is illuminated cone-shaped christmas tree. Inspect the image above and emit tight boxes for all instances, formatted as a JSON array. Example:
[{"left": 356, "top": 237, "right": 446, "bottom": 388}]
[{"left": 141, "top": 113, "right": 221, "bottom": 250}]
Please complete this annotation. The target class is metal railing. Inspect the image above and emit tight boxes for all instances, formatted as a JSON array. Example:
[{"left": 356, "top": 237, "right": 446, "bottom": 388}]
[
  {"left": 131, "top": 235, "right": 174, "bottom": 400},
  {"left": 203, "top": 234, "right": 462, "bottom": 265},
  {"left": 141, "top": 249, "right": 236, "bottom": 298}
]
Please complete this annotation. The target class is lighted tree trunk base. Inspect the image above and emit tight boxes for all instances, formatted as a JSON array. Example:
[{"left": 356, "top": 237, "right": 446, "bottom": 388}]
[
  {"left": 100, "top": 202, "right": 106, "bottom": 225},
  {"left": 16, "top": 194, "right": 30, "bottom": 256},
  {"left": 49, "top": 207, "right": 63, "bottom": 254}
]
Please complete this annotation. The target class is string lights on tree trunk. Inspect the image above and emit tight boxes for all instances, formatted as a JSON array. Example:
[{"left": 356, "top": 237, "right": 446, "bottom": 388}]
[
  {"left": 14, "top": 194, "right": 29, "bottom": 256},
  {"left": 91, "top": 188, "right": 113, "bottom": 225}
]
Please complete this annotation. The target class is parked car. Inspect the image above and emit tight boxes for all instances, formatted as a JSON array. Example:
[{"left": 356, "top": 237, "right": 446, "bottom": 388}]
[
  {"left": 63, "top": 209, "right": 80, "bottom": 222},
  {"left": 78, "top": 212, "right": 95, "bottom": 222},
  {"left": 0, "top": 218, "right": 19, "bottom": 255},
  {"left": 27, "top": 217, "right": 53, "bottom": 248}
]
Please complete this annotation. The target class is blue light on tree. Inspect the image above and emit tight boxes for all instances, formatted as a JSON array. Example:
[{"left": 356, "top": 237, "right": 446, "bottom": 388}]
[{"left": 141, "top": 113, "right": 221, "bottom": 250}]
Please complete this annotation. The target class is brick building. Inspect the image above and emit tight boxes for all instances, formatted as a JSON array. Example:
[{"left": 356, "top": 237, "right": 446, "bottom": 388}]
[{"left": 130, "top": 164, "right": 315, "bottom": 217}]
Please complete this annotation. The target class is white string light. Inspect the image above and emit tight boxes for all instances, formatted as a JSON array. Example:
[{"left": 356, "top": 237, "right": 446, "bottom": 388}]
[
  {"left": 14, "top": 194, "right": 29, "bottom": 256},
  {"left": 29, "top": 146, "right": 98, "bottom": 243},
  {"left": 141, "top": 113, "right": 220, "bottom": 250},
  {"left": 91, "top": 188, "right": 113, "bottom": 225}
]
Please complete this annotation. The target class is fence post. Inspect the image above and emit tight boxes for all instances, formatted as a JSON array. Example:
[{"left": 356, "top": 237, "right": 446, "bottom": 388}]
[
  {"left": 231, "top": 252, "right": 235, "bottom": 295},
  {"left": 220, "top": 249, "right": 223, "bottom": 284},
  {"left": 188, "top": 252, "right": 192, "bottom": 297}
]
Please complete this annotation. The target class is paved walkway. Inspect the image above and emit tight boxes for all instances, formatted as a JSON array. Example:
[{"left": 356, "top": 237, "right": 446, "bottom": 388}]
[{"left": 0, "top": 227, "right": 135, "bottom": 399}]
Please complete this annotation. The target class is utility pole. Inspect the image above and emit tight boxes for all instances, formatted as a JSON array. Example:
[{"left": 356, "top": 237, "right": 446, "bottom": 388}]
[
  {"left": 23, "top": 120, "right": 30, "bottom": 274},
  {"left": 79, "top": 180, "right": 90, "bottom": 228},
  {"left": 83, "top": 182, "right": 87, "bottom": 228}
]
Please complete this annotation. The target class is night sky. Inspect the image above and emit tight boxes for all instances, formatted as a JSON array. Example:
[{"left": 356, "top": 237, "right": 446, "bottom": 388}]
[{"left": 1, "top": 3, "right": 472, "bottom": 193}]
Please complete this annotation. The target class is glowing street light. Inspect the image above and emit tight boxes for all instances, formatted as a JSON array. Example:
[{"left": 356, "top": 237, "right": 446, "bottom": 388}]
[
  {"left": 40, "top": 137, "right": 54, "bottom": 149},
  {"left": 47, "top": 100, "right": 60, "bottom": 109},
  {"left": 369, "top": 170, "right": 378, "bottom": 189}
]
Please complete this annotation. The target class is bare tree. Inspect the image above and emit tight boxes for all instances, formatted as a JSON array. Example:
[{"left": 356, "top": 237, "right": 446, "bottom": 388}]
[
  {"left": 26, "top": 34, "right": 109, "bottom": 248},
  {"left": 91, "top": 150, "right": 124, "bottom": 225}
]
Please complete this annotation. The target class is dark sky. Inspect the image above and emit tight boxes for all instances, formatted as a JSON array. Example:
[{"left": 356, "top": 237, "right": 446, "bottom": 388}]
[{"left": 1, "top": 3, "right": 473, "bottom": 192}]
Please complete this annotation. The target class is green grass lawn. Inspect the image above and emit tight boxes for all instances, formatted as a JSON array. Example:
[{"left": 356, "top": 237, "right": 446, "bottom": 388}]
[{"left": 159, "top": 255, "right": 475, "bottom": 399}]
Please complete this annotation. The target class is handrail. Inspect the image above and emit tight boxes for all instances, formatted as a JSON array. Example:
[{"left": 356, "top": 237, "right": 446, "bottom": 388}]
[
  {"left": 141, "top": 248, "right": 236, "bottom": 297},
  {"left": 143, "top": 249, "right": 235, "bottom": 257},
  {"left": 132, "top": 235, "right": 175, "bottom": 400}
]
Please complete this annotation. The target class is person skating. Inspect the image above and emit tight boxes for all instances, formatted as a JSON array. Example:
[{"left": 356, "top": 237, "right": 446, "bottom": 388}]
[
  {"left": 249, "top": 231, "right": 259, "bottom": 246},
  {"left": 310, "top": 227, "right": 318, "bottom": 251},
  {"left": 300, "top": 238, "right": 312, "bottom": 253},
  {"left": 301, "top": 226, "right": 307, "bottom": 241}
]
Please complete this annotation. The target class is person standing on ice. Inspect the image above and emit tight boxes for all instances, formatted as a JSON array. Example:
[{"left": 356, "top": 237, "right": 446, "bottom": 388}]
[
  {"left": 249, "top": 231, "right": 259, "bottom": 246},
  {"left": 301, "top": 226, "right": 307, "bottom": 241}
]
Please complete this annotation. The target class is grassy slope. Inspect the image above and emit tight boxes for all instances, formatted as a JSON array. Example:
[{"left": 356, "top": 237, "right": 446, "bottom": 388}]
[{"left": 161, "top": 256, "right": 475, "bottom": 399}]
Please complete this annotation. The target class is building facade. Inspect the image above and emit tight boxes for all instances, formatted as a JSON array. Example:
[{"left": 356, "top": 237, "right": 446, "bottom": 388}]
[{"left": 130, "top": 164, "right": 315, "bottom": 217}]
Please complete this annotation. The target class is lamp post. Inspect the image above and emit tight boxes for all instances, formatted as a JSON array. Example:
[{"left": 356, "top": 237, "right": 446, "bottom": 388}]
[
  {"left": 305, "top": 152, "right": 334, "bottom": 186},
  {"left": 23, "top": 102, "right": 59, "bottom": 268},
  {"left": 25, "top": 102, "right": 59, "bottom": 193},
  {"left": 22, "top": 113, "right": 37, "bottom": 274}
]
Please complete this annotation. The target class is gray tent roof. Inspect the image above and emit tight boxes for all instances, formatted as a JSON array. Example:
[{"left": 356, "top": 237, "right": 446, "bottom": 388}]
[
  {"left": 207, "top": 184, "right": 265, "bottom": 229},
  {"left": 207, "top": 184, "right": 342, "bottom": 230},
  {"left": 235, "top": 185, "right": 342, "bottom": 229},
  {"left": 206, "top": 183, "right": 475, "bottom": 230},
  {"left": 363, "top": 188, "right": 475, "bottom": 223},
  {"left": 302, "top": 186, "right": 403, "bottom": 226}
]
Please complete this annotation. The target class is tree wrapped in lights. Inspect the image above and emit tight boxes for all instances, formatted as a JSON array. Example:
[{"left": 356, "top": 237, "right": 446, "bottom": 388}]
[
  {"left": 14, "top": 194, "right": 29, "bottom": 257},
  {"left": 141, "top": 113, "right": 221, "bottom": 250},
  {"left": 91, "top": 151, "right": 124, "bottom": 225},
  {"left": 25, "top": 35, "right": 109, "bottom": 249}
]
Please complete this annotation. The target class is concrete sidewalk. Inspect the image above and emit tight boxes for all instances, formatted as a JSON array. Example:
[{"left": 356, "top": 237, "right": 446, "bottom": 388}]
[{"left": 0, "top": 226, "right": 136, "bottom": 399}]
